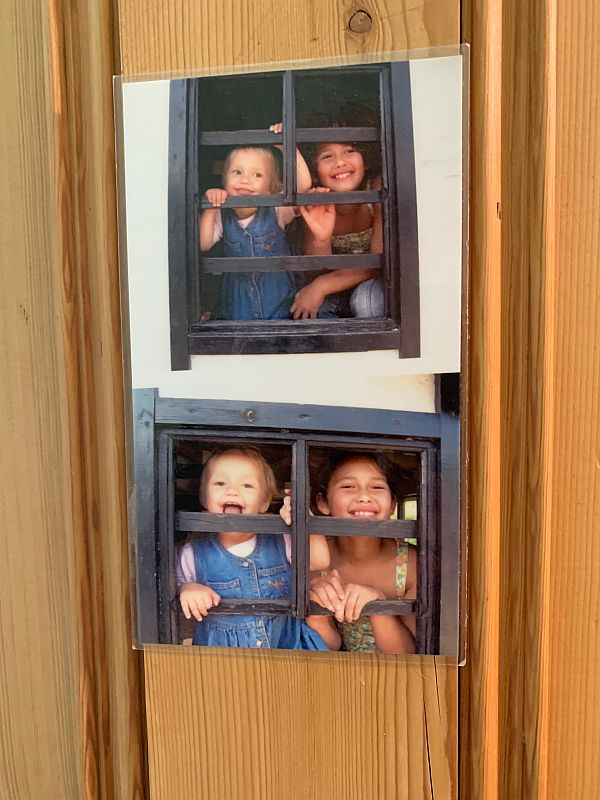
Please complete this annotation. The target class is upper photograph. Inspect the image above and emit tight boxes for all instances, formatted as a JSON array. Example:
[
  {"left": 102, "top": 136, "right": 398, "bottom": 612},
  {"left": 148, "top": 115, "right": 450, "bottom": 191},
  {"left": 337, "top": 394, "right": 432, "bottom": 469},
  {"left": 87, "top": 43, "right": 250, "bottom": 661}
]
[{"left": 118, "top": 54, "right": 465, "bottom": 376}]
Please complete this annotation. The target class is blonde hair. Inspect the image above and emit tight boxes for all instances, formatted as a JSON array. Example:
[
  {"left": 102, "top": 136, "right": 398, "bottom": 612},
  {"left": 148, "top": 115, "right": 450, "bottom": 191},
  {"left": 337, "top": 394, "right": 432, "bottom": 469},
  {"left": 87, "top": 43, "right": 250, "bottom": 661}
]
[
  {"left": 199, "top": 446, "right": 279, "bottom": 509},
  {"left": 222, "top": 147, "right": 282, "bottom": 193}
]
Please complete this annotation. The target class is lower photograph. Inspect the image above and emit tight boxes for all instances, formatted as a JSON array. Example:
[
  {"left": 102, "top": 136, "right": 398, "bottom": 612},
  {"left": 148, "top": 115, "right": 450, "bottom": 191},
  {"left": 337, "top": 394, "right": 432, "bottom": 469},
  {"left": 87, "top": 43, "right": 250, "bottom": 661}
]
[{"left": 131, "top": 388, "right": 461, "bottom": 656}]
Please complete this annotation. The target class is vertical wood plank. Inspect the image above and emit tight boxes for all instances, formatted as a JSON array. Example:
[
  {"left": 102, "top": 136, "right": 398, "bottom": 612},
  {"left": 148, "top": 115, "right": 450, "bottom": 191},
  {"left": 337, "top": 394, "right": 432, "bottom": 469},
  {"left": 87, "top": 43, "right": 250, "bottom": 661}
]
[
  {"left": 145, "top": 650, "right": 457, "bottom": 800},
  {"left": 460, "top": 2, "right": 502, "bottom": 799},
  {"left": 118, "top": 1, "right": 461, "bottom": 798},
  {"left": 547, "top": 1, "right": 600, "bottom": 796},
  {"left": 0, "top": 1, "right": 145, "bottom": 798}
]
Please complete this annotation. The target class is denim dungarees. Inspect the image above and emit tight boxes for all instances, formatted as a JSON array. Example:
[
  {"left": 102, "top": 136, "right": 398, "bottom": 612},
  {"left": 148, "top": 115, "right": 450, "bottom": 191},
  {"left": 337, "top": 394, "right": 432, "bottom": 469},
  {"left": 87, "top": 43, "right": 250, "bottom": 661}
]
[
  {"left": 191, "top": 534, "right": 328, "bottom": 651},
  {"left": 219, "top": 207, "right": 297, "bottom": 320}
]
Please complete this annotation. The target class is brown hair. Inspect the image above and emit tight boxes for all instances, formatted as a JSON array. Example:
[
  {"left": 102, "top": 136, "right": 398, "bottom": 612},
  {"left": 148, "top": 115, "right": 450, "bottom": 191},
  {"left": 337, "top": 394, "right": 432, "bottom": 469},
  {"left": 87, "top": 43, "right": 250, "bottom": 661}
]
[
  {"left": 222, "top": 147, "right": 282, "bottom": 193},
  {"left": 311, "top": 451, "right": 399, "bottom": 509},
  {"left": 199, "top": 446, "right": 279, "bottom": 509}
]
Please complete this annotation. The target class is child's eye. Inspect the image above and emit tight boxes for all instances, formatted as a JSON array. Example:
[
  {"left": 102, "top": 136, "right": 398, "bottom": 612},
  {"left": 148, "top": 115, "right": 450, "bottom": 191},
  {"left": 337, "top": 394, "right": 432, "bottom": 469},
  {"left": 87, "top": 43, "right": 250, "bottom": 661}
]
[
  {"left": 254, "top": 172, "right": 263, "bottom": 178},
  {"left": 213, "top": 480, "right": 226, "bottom": 486},
  {"left": 318, "top": 152, "right": 333, "bottom": 161},
  {"left": 242, "top": 483, "right": 255, "bottom": 489}
]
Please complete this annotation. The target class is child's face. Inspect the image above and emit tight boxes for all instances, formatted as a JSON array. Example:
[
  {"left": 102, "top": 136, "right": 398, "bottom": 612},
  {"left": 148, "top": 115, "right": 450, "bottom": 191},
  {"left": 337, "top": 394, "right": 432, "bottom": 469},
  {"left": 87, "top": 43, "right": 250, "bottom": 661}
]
[
  {"left": 224, "top": 149, "right": 273, "bottom": 197},
  {"left": 202, "top": 454, "right": 271, "bottom": 515},
  {"left": 314, "top": 143, "right": 366, "bottom": 192},
  {"left": 317, "top": 457, "right": 395, "bottom": 520}
]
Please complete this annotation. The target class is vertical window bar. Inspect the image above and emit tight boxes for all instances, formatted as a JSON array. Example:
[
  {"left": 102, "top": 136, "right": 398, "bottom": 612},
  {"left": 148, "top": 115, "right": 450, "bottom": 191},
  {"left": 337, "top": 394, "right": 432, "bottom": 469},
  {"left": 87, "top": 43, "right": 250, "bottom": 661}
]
[
  {"left": 187, "top": 80, "right": 201, "bottom": 325},
  {"left": 379, "top": 67, "right": 396, "bottom": 321},
  {"left": 133, "top": 388, "right": 159, "bottom": 644},
  {"left": 418, "top": 446, "right": 440, "bottom": 654},
  {"left": 158, "top": 433, "right": 177, "bottom": 644},
  {"left": 292, "top": 438, "right": 309, "bottom": 617},
  {"left": 390, "top": 61, "right": 421, "bottom": 357},
  {"left": 282, "top": 70, "right": 296, "bottom": 204}
]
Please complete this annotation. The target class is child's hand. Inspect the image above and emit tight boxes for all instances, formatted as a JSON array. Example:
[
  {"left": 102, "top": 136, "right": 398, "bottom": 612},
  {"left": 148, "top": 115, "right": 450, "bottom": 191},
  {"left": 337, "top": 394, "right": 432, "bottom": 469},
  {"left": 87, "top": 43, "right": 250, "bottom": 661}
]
[
  {"left": 338, "top": 583, "right": 385, "bottom": 623},
  {"left": 269, "top": 122, "right": 283, "bottom": 135},
  {"left": 205, "top": 188, "right": 228, "bottom": 207},
  {"left": 179, "top": 582, "right": 220, "bottom": 621},
  {"left": 279, "top": 489, "right": 292, "bottom": 526},
  {"left": 299, "top": 189, "right": 336, "bottom": 243},
  {"left": 309, "top": 569, "right": 345, "bottom": 614}
]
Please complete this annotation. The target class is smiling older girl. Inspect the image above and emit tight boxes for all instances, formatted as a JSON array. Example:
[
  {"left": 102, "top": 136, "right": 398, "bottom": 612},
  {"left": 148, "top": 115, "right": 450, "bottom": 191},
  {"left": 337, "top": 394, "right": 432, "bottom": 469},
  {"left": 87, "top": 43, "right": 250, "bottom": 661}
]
[
  {"left": 292, "top": 123, "right": 384, "bottom": 319},
  {"left": 306, "top": 452, "right": 417, "bottom": 654}
]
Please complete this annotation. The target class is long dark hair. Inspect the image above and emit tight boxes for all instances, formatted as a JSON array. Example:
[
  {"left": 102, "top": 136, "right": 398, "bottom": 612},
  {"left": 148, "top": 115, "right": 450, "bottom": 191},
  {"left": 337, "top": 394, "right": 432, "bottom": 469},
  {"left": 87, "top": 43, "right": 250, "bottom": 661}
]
[{"left": 301, "top": 102, "right": 381, "bottom": 189}]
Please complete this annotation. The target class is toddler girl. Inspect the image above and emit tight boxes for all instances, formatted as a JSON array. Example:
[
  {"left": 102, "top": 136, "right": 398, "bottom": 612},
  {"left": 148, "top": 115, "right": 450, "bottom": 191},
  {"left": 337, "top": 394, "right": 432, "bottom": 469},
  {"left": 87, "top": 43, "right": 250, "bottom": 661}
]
[
  {"left": 306, "top": 452, "right": 416, "bottom": 654},
  {"left": 293, "top": 131, "right": 384, "bottom": 319},
  {"left": 199, "top": 126, "right": 311, "bottom": 320},
  {"left": 177, "top": 446, "right": 330, "bottom": 650}
]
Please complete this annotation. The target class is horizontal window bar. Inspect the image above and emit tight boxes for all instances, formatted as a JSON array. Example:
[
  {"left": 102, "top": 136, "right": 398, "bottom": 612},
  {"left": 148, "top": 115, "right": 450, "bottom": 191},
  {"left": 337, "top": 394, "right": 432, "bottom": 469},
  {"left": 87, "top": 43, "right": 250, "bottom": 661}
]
[
  {"left": 296, "top": 127, "right": 379, "bottom": 143},
  {"left": 307, "top": 517, "right": 417, "bottom": 539},
  {"left": 198, "top": 190, "right": 381, "bottom": 209},
  {"left": 201, "top": 254, "right": 382, "bottom": 274},
  {"left": 188, "top": 327, "right": 402, "bottom": 356},
  {"left": 155, "top": 397, "right": 442, "bottom": 439},
  {"left": 176, "top": 511, "right": 288, "bottom": 534},
  {"left": 295, "top": 190, "right": 381, "bottom": 205},
  {"left": 207, "top": 600, "right": 291, "bottom": 615},
  {"left": 200, "top": 130, "right": 283, "bottom": 146},
  {"left": 309, "top": 599, "right": 417, "bottom": 616},
  {"left": 198, "top": 194, "right": 283, "bottom": 209},
  {"left": 198, "top": 127, "right": 379, "bottom": 146}
]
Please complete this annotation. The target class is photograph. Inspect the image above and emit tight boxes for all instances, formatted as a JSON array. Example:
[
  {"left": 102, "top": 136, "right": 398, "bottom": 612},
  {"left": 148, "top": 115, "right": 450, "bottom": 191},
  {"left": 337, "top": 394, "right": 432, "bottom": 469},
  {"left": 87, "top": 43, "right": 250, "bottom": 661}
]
[{"left": 118, "top": 52, "right": 466, "bottom": 656}]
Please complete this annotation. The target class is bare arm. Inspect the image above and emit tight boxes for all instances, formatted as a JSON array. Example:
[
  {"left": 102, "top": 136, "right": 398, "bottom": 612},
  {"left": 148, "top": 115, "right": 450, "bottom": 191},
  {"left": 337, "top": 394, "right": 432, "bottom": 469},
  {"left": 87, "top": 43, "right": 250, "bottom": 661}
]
[
  {"left": 293, "top": 193, "right": 381, "bottom": 318},
  {"left": 199, "top": 189, "right": 228, "bottom": 251},
  {"left": 269, "top": 123, "right": 312, "bottom": 193},
  {"left": 369, "top": 615, "right": 415, "bottom": 655},
  {"left": 306, "top": 614, "right": 341, "bottom": 650}
]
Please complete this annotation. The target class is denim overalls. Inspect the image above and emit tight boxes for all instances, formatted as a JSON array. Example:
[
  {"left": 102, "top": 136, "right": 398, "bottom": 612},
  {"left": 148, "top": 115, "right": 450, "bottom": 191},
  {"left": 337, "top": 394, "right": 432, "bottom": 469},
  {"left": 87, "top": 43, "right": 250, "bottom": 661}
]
[
  {"left": 219, "top": 207, "right": 297, "bottom": 320},
  {"left": 191, "top": 534, "right": 328, "bottom": 650}
]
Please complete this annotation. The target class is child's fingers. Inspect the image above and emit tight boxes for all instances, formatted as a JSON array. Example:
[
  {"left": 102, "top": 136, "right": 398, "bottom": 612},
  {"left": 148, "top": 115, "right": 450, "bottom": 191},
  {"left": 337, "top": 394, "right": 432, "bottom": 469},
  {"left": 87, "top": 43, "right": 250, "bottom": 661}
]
[
  {"left": 180, "top": 598, "right": 192, "bottom": 620},
  {"left": 326, "top": 570, "right": 345, "bottom": 601},
  {"left": 208, "top": 589, "right": 221, "bottom": 606},
  {"left": 342, "top": 587, "right": 362, "bottom": 622},
  {"left": 310, "top": 583, "right": 340, "bottom": 613}
]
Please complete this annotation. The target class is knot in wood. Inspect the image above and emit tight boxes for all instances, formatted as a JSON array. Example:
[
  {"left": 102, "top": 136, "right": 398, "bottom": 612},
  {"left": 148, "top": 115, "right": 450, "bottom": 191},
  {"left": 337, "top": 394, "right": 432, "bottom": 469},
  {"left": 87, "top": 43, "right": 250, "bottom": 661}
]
[{"left": 348, "top": 9, "right": 373, "bottom": 34}]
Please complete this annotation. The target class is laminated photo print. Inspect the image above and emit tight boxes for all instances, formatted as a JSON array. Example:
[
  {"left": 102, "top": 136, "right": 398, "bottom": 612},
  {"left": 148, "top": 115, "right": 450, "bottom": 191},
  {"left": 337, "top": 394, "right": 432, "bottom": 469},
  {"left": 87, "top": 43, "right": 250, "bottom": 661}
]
[{"left": 117, "top": 48, "right": 467, "bottom": 658}]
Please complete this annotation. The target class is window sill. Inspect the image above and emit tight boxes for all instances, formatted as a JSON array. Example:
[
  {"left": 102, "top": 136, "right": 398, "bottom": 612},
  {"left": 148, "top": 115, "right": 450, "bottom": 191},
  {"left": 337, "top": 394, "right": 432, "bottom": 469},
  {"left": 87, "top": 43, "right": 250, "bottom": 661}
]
[{"left": 188, "top": 318, "right": 402, "bottom": 355}]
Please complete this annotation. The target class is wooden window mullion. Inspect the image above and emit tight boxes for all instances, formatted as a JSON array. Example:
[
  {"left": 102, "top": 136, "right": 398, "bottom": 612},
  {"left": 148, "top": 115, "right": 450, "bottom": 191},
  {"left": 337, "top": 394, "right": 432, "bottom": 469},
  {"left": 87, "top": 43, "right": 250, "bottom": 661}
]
[
  {"left": 282, "top": 70, "right": 296, "bottom": 204},
  {"left": 292, "top": 438, "right": 309, "bottom": 618}
]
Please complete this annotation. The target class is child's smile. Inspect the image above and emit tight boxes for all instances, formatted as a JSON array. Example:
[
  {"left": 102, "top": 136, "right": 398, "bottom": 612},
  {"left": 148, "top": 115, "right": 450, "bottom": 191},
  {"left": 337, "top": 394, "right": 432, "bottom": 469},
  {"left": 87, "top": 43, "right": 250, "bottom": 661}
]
[
  {"left": 224, "top": 149, "right": 273, "bottom": 197},
  {"left": 202, "top": 453, "right": 271, "bottom": 516},
  {"left": 317, "top": 457, "right": 395, "bottom": 520},
  {"left": 315, "top": 143, "right": 366, "bottom": 192}
]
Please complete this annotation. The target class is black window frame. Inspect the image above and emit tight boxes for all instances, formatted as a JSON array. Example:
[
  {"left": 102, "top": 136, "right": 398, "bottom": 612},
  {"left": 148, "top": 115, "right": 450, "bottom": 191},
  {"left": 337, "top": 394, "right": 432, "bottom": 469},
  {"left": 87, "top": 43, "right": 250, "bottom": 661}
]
[
  {"left": 132, "top": 389, "right": 460, "bottom": 655},
  {"left": 168, "top": 61, "right": 421, "bottom": 368}
]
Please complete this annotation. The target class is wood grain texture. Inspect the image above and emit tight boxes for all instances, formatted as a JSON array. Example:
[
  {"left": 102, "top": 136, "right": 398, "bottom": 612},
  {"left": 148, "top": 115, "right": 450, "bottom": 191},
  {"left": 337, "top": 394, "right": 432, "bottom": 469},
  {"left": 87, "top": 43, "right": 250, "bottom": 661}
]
[
  {"left": 459, "top": 2, "right": 502, "bottom": 799},
  {"left": 145, "top": 649, "right": 457, "bottom": 800},
  {"left": 119, "top": 1, "right": 461, "bottom": 798},
  {"left": 118, "top": 0, "right": 459, "bottom": 77},
  {"left": 0, "top": 2, "right": 144, "bottom": 798},
  {"left": 547, "top": 0, "right": 600, "bottom": 796},
  {"left": 462, "top": 0, "right": 600, "bottom": 798}
]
